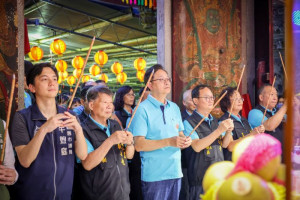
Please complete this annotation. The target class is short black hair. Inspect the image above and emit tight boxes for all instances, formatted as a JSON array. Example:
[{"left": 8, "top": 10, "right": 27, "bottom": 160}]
[
  {"left": 26, "top": 63, "right": 58, "bottom": 86},
  {"left": 219, "top": 87, "right": 237, "bottom": 113},
  {"left": 114, "top": 86, "right": 135, "bottom": 111},
  {"left": 191, "top": 84, "right": 210, "bottom": 99},
  {"left": 144, "top": 64, "right": 167, "bottom": 84},
  {"left": 257, "top": 83, "right": 272, "bottom": 96},
  {"left": 95, "top": 80, "right": 105, "bottom": 84},
  {"left": 86, "top": 86, "right": 113, "bottom": 102},
  {"left": 24, "top": 60, "right": 33, "bottom": 77},
  {"left": 71, "top": 97, "right": 81, "bottom": 106},
  {"left": 139, "top": 86, "right": 150, "bottom": 96},
  {"left": 80, "top": 85, "right": 94, "bottom": 101}
]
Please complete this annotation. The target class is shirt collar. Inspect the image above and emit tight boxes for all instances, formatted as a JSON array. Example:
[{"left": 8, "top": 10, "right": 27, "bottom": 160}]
[
  {"left": 147, "top": 94, "right": 170, "bottom": 108},
  {"left": 123, "top": 108, "right": 132, "bottom": 116},
  {"left": 260, "top": 105, "right": 277, "bottom": 115},
  {"left": 31, "top": 102, "right": 65, "bottom": 120},
  {"left": 186, "top": 109, "right": 193, "bottom": 116},
  {"left": 227, "top": 111, "right": 242, "bottom": 122},
  {"left": 89, "top": 115, "right": 110, "bottom": 133},
  {"left": 195, "top": 110, "right": 214, "bottom": 122}
]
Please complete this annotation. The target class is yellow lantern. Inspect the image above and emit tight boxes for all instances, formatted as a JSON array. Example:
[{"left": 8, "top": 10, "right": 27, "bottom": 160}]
[
  {"left": 134, "top": 58, "right": 146, "bottom": 71},
  {"left": 89, "top": 64, "right": 101, "bottom": 76},
  {"left": 50, "top": 39, "right": 66, "bottom": 55},
  {"left": 72, "top": 56, "right": 85, "bottom": 69},
  {"left": 82, "top": 75, "right": 91, "bottom": 83},
  {"left": 136, "top": 70, "right": 145, "bottom": 82},
  {"left": 29, "top": 46, "right": 43, "bottom": 61},
  {"left": 73, "top": 69, "right": 82, "bottom": 79},
  {"left": 55, "top": 60, "right": 67, "bottom": 72},
  {"left": 94, "top": 50, "right": 108, "bottom": 66},
  {"left": 99, "top": 73, "right": 108, "bottom": 83},
  {"left": 111, "top": 62, "right": 123, "bottom": 74},
  {"left": 116, "top": 72, "right": 127, "bottom": 84},
  {"left": 67, "top": 76, "right": 76, "bottom": 86},
  {"left": 59, "top": 71, "right": 68, "bottom": 80}
]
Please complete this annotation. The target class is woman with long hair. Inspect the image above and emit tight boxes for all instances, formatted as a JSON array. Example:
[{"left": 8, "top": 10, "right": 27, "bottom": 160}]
[{"left": 113, "top": 86, "right": 136, "bottom": 129}]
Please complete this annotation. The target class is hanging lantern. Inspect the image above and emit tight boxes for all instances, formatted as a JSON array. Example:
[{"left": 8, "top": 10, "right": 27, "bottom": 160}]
[
  {"left": 50, "top": 39, "right": 66, "bottom": 55},
  {"left": 99, "top": 73, "right": 108, "bottom": 83},
  {"left": 29, "top": 46, "right": 43, "bottom": 61},
  {"left": 134, "top": 58, "right": 146, "bottom": 71},
  {"left": 59, "top": 71, "right": 68, "bottom": 80},
  {"left": 89, "top": 64, "right": 101, "bottom": 76},
  {"left": 111, "top": 62, "right": 123, "bottom": 74},
  {"left": 55, "top": 60, "right": 67, "bottom": 72},
  {"left": 94, "top": 50, "right": 108, "bottom": 66},
  {"left": 116, "top": 72, "right": 127, "bottom": 84},
  {"left": 72, "top": 56, "right": 85, "bottom": 69},
  {"left": 136, "top": 70, "right": 146, "bottom": 82},
  {"left": 73, "top": 69, "right": 82, "bottom": 79},
  {"left": 82, "top": 75, "right": 91, "bottom": 83},
  {"left": 67, "top": 76, "right": 76, "bottom": 86}
]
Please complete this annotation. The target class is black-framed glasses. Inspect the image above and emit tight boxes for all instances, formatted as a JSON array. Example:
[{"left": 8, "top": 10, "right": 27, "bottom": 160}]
[
  {"left": 151, "top": 77, "right": 172, "bottom": 83},
  {"left": 197, "top": 96, "right": 215, "bottom": 102}
]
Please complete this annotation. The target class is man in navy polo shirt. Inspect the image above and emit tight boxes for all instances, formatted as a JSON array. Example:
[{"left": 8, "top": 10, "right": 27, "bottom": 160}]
[
  {"left": 129, "top": 64, "right": 192, "bottom": 200},
  {"left": 10, "top": 63, "right": 87, "bottom": 200},
  {"left": 183, "top": 85, "right": 234, "bottom": 199}
]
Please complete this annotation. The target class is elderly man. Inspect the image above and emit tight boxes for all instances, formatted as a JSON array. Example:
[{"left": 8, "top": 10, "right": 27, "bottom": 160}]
[
  {"left": 77, "top": 86, "right": 134, "bottom": 200},
  {"left": 248, "top": 84, "right": 287, "bottom": 158}
]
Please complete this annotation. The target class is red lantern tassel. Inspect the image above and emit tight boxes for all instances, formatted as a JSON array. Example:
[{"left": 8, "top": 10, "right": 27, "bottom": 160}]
[{"left": 153, "top": 0, "right": 156, "bottom": 9}]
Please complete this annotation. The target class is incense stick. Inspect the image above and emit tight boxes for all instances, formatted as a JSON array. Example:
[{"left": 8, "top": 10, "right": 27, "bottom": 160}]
[
  {"left": 0, "top": 74, "right": 16, "bottom": 164},
  {"left": 67, "top": 36, "right": 95, "bottom": 110}
]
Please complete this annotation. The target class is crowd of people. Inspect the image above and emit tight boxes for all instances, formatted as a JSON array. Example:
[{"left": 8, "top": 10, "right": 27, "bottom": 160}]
[{"left": 0, "top": 61, "right": 293, "bottom": 200}]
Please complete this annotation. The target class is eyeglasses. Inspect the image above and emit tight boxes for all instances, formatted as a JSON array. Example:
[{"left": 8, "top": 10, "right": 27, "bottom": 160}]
[
  {"left": 197, "top": 96, "right": 215, "bottom": 102},
  {"left": 232, "top": 97, "right": 244, "bottom": 102},
  {"left": 151, "top": 77, "right": 172, "bottom": 83}
]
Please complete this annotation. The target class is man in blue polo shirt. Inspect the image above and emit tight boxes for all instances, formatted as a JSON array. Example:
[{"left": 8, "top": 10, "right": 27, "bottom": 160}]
[
  {"left": 129, "top": 64, "right": 192, "bottom": 200},
  {"left": 10, "top": 63, "right": 87, "bottom": 200},
  {"left": 248, "top": 84, "right": 287, "bottom": 159}
]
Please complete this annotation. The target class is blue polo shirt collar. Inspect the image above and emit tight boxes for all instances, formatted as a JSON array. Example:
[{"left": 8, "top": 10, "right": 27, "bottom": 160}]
[
  {"left": 123, "top": 108, "right": 132, "bottom": 116},
  {"left": 186, "top": 109, "right": 193, "bottom": 116},
  {"left": 261, "top": 105, "right": 277, "bottom": 116},
  {"left": 89, "top": 115, "right": 111, "bottom": 137},
  {"left": 195, "top": 110, "right": 213, "bottom": 124},
  {"left": 227, "top": 111, "right": 242, "bottom": 122},
  {"left": 31, "top": 102, "right": 66, "bottom": 121},
  {"left": 147, "top": 94, "right": 170, "bottom": 108}
]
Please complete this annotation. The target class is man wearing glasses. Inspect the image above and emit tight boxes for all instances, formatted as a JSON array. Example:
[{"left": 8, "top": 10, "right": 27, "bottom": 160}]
[
  {"left": 129, "top": 64, "right": 192, "bottom": 200},
  {"left": 183, "top": 84, "right": 234, "bottom": 199}
]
